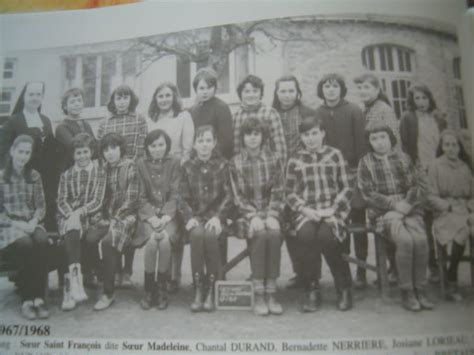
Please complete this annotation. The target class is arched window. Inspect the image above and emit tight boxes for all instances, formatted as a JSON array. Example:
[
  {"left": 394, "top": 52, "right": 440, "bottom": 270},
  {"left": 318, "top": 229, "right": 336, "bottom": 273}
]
[
  {"left": 453, "top": 57, "right": 467, "bottom": 128},
  {"left": 362, "top": 44, "right": 415, "bottom": 118}
]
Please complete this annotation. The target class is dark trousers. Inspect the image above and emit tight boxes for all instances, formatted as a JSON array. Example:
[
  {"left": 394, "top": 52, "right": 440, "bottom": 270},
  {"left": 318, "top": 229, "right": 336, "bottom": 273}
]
[
  {"left": 439, "top": 241, "right": 465, "bottom": 283},
  {"left": 3, "top": 228, "right": 49, "bottom": 301},
  {"left": 350, "top": 207, "right": 368, "bottom": 277},
  {"left": 85, "top": 226, "right": 118, "bottom": 296},
  {"left": 189, "top": 225, "right": 221, "bottom": 277},
  {"left": 116, "top": 245, "right": 134, "bottom": 276},
  {"left": 60, "top": 230, "right": 81, "bottom": 273},
  {"left": 297, "top": 221, "right": 352, "bottom": 290},
  {"left": 249, "top": 230, "right": 282, "bottom": 279},
  {"left": 423, "top": 211, "right": 437, "bottom": 271}
]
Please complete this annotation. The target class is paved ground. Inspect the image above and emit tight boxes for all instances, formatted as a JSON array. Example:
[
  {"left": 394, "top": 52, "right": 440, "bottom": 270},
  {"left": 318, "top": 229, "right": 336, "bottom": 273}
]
[{"left": 1, "top": 237, "right": 473, "bottom": 339}]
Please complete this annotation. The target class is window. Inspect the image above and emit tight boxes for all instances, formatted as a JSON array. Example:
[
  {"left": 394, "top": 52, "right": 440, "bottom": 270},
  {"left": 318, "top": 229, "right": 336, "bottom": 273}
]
[
  {"left": 2, "top": 58, "right": 16, "bottom": 80},
  {"left": 176, "top": 45, "right": 251, "bottom": 100},
  {"left": 362, "top": 44, "right": 415, "bottom": 118},
  {"left": 62, "top": 51, "right": 138, "bottom": 108},
  {"left": 0, "top": 87, "right": 15, "bottom": 116},
  {"left": 453, "top": 57, "right": 467, "bottom": 128}
]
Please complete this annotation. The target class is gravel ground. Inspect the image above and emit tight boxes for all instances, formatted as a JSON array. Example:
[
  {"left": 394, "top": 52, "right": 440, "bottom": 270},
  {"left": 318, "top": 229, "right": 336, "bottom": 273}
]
[{"left": 1, "top": 237, "right": 473, "bottom": 339}]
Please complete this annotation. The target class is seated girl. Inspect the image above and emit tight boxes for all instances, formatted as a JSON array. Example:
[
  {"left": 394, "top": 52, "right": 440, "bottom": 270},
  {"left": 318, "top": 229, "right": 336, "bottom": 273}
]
[
  {"left": 230, "top": 118, "right": 284, "bottom": 316},
  {"left": 180, "top": 125, "right": 232, "bottom": 312},
  {"left": 285, "top": 116, "right": 353, "bottom": 312},
  {"left": 357, "top": 122, "right": 434, "bottom": 312},
  {"left": 0, "top": 135, "right": 50, "bottom": 320},
  {"left": 427, "top": 129, "right": 473, "bottom": 301},
  {"left": 136, "top": 129, "right": 181, "bottom": 310},
  {"left": 57, "top": 133, "right": 106, "bottom": 311},
  {"left": 85, "top": 132, "right": 139, "bottom": 311}
]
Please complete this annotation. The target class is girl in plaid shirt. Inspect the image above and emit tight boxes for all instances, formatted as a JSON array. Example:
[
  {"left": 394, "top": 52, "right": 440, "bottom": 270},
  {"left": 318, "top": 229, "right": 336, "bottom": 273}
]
[
  {"left": 181, "top": 125, "right": 232, "bottom": 312},
  {"left": 85, "top": 133, "right": 139, "bottom": 311},
  {"left": 233, "top": 74, "right": 287, "bottom": 164},
  {"left": 136, "top": 129, "right": 181, "bottom": 310},
  {"left": 230, "top": 118, "right": 284, "bottom": 316},
  {"left": 97, "top": 84, "right": 147, "bottom": 288},
  {"left": 357, "top": 122, "right": 434, "bottom": 312},
  {"left": 57, "top": 133, "right": 106, "bottom": 311},
  {"left": 285, "top": 116, "right": 353, "bottom": 312},
  {"left": 0, "top": 135, "right": 50, "bottom": 320}
]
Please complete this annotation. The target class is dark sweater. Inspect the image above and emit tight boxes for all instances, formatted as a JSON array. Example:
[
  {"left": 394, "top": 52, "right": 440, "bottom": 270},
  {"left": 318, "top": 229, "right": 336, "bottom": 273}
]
[
  {"left": 399, "top": 109, "right": 447, "bottom": 163},
  {"left": 55, "top": 118, "right": 96, "bottom": 173},
  {"left": 190, "top": 96, "right": 233, "bottom": 160},
  {"left": 315, "top": 99, "right": 366, "bottom": 169}
]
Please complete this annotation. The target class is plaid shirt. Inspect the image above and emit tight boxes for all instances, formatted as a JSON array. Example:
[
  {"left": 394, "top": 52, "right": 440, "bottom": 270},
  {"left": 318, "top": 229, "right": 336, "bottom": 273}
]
[
  {"left": 97, "top": 113, "right": 147, "bottom": 160},
  {"left": 233, "top": 103, "right": 287, "bottom": 163},
  {"left": 357, "top": 150, "right": 420, "bottom": 232},
  {"left": 0, "top": 169, "right": 46, "bottom": 248},
  {"left": 102, "top": 158, "right": 139, "bottom": 251},
  {"left": 180, "top": 152, "right": 232, "bottom": 224},
  {"left": 230, "top": 148, "right": 284, "bottom": 239},
  {"left": 137, "top": 156, "right": 181, "bottom": 221},
  {"left": 57, "top": 160, "right": 106, "bottom": 235},
  {"left": 285, "top": 146, "right": 352, "bottom": 241}
]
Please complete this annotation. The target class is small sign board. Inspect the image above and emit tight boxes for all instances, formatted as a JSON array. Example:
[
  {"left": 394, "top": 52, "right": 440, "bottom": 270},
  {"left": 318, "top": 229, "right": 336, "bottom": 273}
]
[{"left": 215, "top": 281, "right": 253, "bottom": 310}]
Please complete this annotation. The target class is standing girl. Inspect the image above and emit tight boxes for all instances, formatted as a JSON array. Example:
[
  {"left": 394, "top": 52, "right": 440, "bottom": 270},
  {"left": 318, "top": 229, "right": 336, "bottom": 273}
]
[
  {"left": 181, "top": 125, "right": 232, "bottom": 312},
  {"left": 400, "top": 84, "right": 448, "bottom": 282},
  {"left": 272, "top": 75, "right": 315, "bottom": 289},
  {"left": 85, "top": 132, "right": 140, "bottom": 311},
  {"left": 0, "top": 82, "right": 58, "bottom": 231},
  {"left": 427, "top": 130, "right": 473, "bottom": 301},
  {"left": 0, "top": 135, "right": 50, "bottom": 320},
  {"left": 354, "top": 73, "right": 401, "bottom": 149},
  {"left": 55, "top": 88, "right": 96, "bottom": 173},
  {"left": 233, "top": 74, "right": 287, "bottom": 164},
  {"left": 147, "top": 81, "right": 195, "bottom": 292},
  {"left": 136, "top": 129, "right": 181, "bottom": 310},
  {"left": 97, "top": 84, "right": 147, "bottom": 288},
  {"left": 230, "top": 118, "right": 284, "bottom": 316},
  {"left": 315, "top": 73, "right": 367, "bottom": 288},
  {"left": 358, "top": 122, "right": 434, "bottom": 312},
  {"left": 57, "top": 133, "right": 106, "bottom": 311}
]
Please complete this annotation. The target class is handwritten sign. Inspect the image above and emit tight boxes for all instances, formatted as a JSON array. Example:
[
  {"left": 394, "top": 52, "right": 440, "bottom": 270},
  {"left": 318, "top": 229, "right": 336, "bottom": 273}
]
[{"left": 215, "top": 281, "right": 253, "bottom": 310}]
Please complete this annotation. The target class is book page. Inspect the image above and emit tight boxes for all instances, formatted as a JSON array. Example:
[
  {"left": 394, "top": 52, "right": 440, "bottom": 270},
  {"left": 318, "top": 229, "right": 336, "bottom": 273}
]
[{"left": 0, "top": 1, "right": 472, "bottom": 354}]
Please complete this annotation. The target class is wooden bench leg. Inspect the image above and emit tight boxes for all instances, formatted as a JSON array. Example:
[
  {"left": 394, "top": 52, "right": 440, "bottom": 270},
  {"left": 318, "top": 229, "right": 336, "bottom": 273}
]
[{"left": 374, "top": 234, "right": 390, "bottom": 301}]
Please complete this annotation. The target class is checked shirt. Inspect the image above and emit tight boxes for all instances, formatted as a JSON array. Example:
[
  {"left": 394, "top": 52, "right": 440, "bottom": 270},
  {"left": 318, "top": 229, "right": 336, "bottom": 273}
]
[
  {"left": 285, "top": 146, "right": 352, "bottom": 241},
  {"left": 0, "top": 169, "right": 46, "bottom": 248},
  {"left": 230, "top": 148, "right": 284, "bottom": 239},
  {"left": 357, "top": 150, "right": 420, "bottom": 233},
  {"left": 180, "top": 152, "right": 232, "bottom": 224},
  {"left": 97, "top": 113, "right": 148, "bottom": 160},
  {"left": 233, "top": 103, "right": 287, "bottom": 164}
]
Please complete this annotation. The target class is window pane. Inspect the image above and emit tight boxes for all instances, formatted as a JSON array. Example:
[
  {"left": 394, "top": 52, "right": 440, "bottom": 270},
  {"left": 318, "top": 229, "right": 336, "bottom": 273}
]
[
  {"left": 3, "top": 71, "right": 12, "bottom": 79},
  {"left": 0, "top": 103, "right": 10, "bottom": 114},
  {"left": 65, "top": 57, "right": 76, "bottom": 82},
  {"left": 397, "top": 48, "right": 405, "bottom": 71},
  {"left": 387, "top": 46, "right": 394, "bottom": 71},
  {"left": 394, "top": 101, "right": 401, "bottom": 118},
  {"left": 453, "top": 57, "right": 461, "bottom": 79},
  {"left": 380, "top": 47, "right": 386, "bottom": 71},
  {"left": 1, "top": 91, "right": 12, "bottom": 101},
  {"left": 405, "top": 52, "right": 411, "bottom": 72},
  {"left": 392, "top": 80, "right": 399, "bottom": 98},
  {"left": 400, "top": 80, "right": 407, "bottom": 98},
  {"left": 83, "top": 56, "right": 97, "bottom": 107},
  {"left": 3, "top": 60, "right": 13, "bottom": 70},
  {"left": 176, "top": 56, "right": 191, "bottom": 98},
  {"left": 101, "top": 54, "right": 116, "bottom": 106},
  {"left": 368, "top": 47, "right": 375, "bottom": 70}
]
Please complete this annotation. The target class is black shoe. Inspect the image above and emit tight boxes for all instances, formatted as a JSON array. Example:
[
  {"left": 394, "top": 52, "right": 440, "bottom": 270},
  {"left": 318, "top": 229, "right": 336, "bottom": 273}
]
[
  {"left": 140, "top": 292, "right": 153, "bottom": 310},
  {"left": 287, "top": 275, "right": 304, "bottom": 289},
  {"left": 446, "top": 283, "right": 463, "bottom": 302},
  {"left": 401, "top": 290, "right": 421, "bottom": 312},
  {"left": 337, "top": 289, "right": 353, "bottom": 311},
  {"left": 415, "top": 288, "right": 434, "bottom": 310},
  {"left": 301, "top": 282, "right": 321, "bottom": 313}
]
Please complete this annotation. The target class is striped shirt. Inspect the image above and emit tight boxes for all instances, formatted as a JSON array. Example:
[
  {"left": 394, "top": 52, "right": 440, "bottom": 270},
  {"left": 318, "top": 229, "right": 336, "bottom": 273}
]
[
  {"left": 97, "top": 113, "right": 148, "bottom": 160},
  {"left": 180, "top": 152, "right": 232, "bottom": 224},
  {"left": 0, "top": 169, "right": 46, "bottom": 248},
  {"left": 233, "top": 103, "right": 287, "bottom": 164},
  {"left": 285, "top": 146, "right": 352, "bottom": 241}
]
